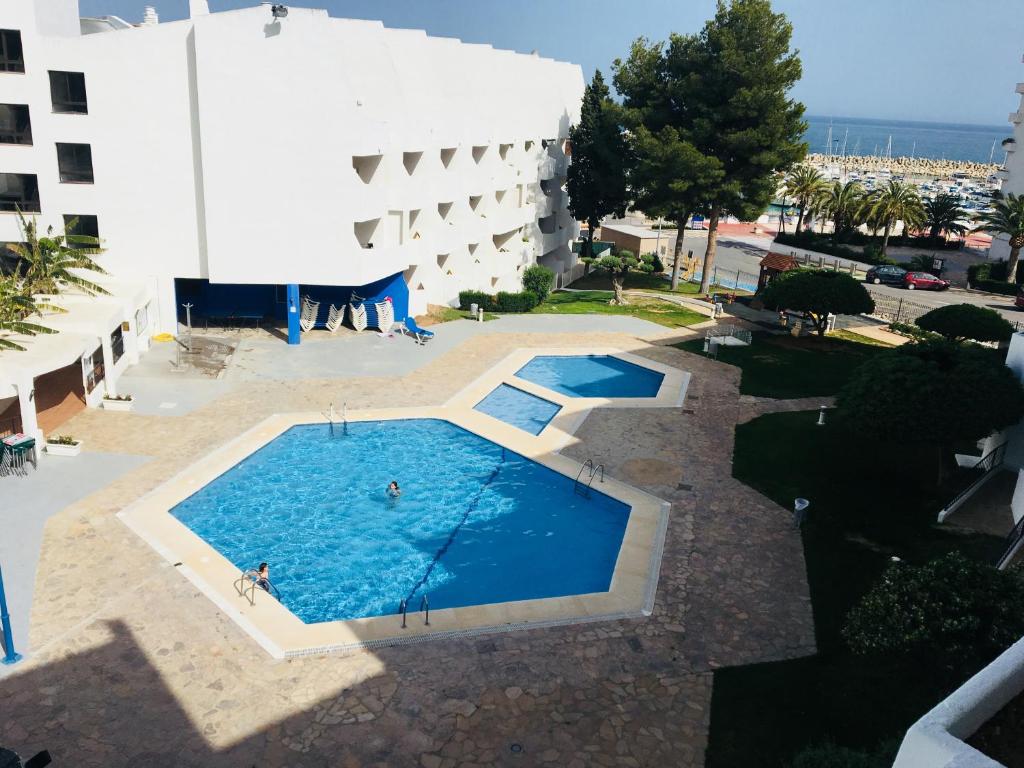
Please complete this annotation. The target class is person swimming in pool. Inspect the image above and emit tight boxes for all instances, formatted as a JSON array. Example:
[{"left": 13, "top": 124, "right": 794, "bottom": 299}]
[
  {"left": 386, "top": 480, "right": 401, "bottom": 499},
  {"left": 254, "top": 562, "right": 271, "bottom": 592}
]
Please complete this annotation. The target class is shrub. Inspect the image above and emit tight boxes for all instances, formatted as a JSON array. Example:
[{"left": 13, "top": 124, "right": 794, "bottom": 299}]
[
  {"left": 458, "top": 289, "right": 538, "bottom": 313},
  {"left": 790, "top": 742, "right": 892, "bottom": 768},
  {"left": 915, "top": 304, "right": 1014, "bottom": 342},
  {"left": 969, "top": 259, "right": 1024, "bottom": 289},
  {"left": 974, "top": 278, "right": 1019, "bottom": 296},
  {"left": 493, "top": 290, "right": 538, "bottom": 312},
  {"left": 458, "top": 290, "right": 494, "bottom": 311},
  {"left": 645, "top": 251, "right": 665, "bottom": 274},
  {"left": 843, "top": 552, "right": 1024, "bottom": 674},
  {"left": 522, "top": 264, "right": 555, "bottom": 302}
]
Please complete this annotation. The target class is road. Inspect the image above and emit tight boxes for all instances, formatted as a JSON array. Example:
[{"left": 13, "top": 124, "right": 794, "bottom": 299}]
[{"left": 675, "top": 230, "right": 1023, "bottom": 323}]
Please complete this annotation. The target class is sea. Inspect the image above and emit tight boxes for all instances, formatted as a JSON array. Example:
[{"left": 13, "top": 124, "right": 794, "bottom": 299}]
[{"left": 804, "top": 115, "right": 1009, "bottom": 164}]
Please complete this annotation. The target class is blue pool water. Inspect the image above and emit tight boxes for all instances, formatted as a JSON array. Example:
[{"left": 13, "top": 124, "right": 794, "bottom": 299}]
[
  {"left": 171, "top": 420, "right": 630, "bottom": 623},
  {"left": 515, "top": 355, "right": 664, "bottom": 398},
  {"left": 474, "top": 384, "right": 561, "bottom": 435}
]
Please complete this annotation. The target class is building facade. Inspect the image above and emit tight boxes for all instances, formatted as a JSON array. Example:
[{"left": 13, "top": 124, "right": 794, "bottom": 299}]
[
  {"left": 990, "top": 60, "right": 1024, "bottom": 263},
  {"left": 0, "top": 0, "right": 583, "bottom": 440}
]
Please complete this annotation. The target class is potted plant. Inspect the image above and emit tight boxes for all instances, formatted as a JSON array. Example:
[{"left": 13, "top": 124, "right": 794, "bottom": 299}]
[
  {"left": 46, "top": 434, "right": 82, "bottom": 457},
  {"left": 102, "top": 393, "right": 134, "bottom": 412}
]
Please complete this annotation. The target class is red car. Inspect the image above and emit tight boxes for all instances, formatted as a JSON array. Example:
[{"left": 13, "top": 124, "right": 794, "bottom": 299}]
[{"left": 903, "top": 271, "right": 950, "bottom": 291}]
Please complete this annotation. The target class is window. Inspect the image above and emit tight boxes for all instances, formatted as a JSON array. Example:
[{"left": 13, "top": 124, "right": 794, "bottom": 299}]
[
  {"left": 49, "top": 71, "right": 88, "bottom": 114},
  {"left": 63, "top": 214, "right": 99, "bottom": 247},
  {"left": 110, "top": 326, "right": 124, "bottom": 366},
  {"left": 83, "top": 344, "right": 105, "bottom": 394},
  {"left": 56, "top": 143, "right": 94, "bottom": 183},
  {"left": 440, "top": 147, "right": 456, "bottom": 168},
  {"left": 0, "top": 173, "right": 40, "bottom": 212},
  {"left": 0, "top": 241, "right": 25, "bottom": 275},
  {"left": 402, "top": 151, "right": 423, "bottom": 176},
  {"left": 0, "top": 31, "right": 24, "bottom": 73},
  {"left": 0, "top": 104, "right": 31, "bottom": 144},
  {"left": 471, "top": 145, "right": 487, "bottom": 164},
  {"left": 135, "top": 303, "right": 150, "bottom": 336}
]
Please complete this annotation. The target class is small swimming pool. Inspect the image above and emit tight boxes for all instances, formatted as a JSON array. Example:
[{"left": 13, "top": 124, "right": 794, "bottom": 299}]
[
  {"left": 170, "top": 420, "right": 630, "bottom": 623},
  {"left": 473, "top": 383, "right": 561, "bottom": 435},
  {"left": 515, "top": 355, "right": 664, "bottom": 398}
]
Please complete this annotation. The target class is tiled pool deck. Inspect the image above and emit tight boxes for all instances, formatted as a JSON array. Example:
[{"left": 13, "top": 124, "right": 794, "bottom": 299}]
[{"left": 0, "top": 321, "right": 814, "bottom": 767}]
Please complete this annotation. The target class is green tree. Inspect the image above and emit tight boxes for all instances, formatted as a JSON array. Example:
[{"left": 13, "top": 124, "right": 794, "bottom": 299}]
[
  {"left": 521, "top": 264, "right": 554, "bottom": 303},
  {"left": 0, "top": 273, "right": 60, "bottom": 351},
  {"left": 781, "top": 165, "right": 828, "bottom": 235},
  {"left": 836, "top": 339, "right": 1024, "bottom": 482},
  {"left": 915, "top": 304, "right": 1014, "bottom": 343},
  {"left": 614, "top": 0, "right": 807, "bottom": 295},
  {"left": 820, "top": 180, "right": 866, "bottom": 243},
  {"left": 580, "top": 249, "right": 655, "bottom": 305},
  {"left": 9, "top": 212, "right": 108, "bottom": 296},
  {"left": 973, "top": 191, "right": 1024, "bottom": 283},
  {"left": 759, "top": 270, "right": 874, "bottom": 336},
  {"left": 867, "top": 180, "right": 925, "bottom": 257},
  {"left": 627, "top": 125, "right": 723, "bottom": 289},
  {"left": 843, "top": 552, "right": 1024, "bottom": 675},
  {"left": 566, "top": 70, "right": 629, "bottom": 260},
  {"left": 923, "top": 193, "right": 967, "bottom": 245}
]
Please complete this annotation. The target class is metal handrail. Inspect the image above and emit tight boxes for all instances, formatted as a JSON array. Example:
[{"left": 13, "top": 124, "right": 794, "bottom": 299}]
[
  {"left": 996, "top": 515, "right": 1024, "bottom": 570},
  {"left": 574, "top": 459, "right": 605, "bottom": 498},
  {"left": 937, "top": 442, "right": 1008, "bottom": 522},
  {"left": 399, "top": 595, "right": 430, "bottom": 628}
]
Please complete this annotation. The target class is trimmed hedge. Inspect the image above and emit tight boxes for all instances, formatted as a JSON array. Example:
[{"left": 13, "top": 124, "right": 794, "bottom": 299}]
[
  {"left": 458, "top": 289, "right": 539, "bottom": 313},
  {"left": 974, "top": 279, "right": 1018, "bottom": 296}
]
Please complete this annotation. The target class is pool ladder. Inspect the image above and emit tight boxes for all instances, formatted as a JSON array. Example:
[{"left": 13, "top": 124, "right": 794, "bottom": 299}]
[
  {"left": 574, "top": 458, "right": 605, "bottom": 498},
  {"left": 325, "top": 401, "right": 349, "bottom": 437},
  {"left": 399, "top": 595, "right": 430, "bottom": 628}
]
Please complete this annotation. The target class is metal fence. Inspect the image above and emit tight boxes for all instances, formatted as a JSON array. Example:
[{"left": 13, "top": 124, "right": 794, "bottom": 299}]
[
  {"left": 690, "top": 267, "right": 760, "bottom": 293},
  {"left": 554, "top": 262, "right": 587, "bottom": 290},
  {"left": 864, "top": 289, "right": 937, "bottom": 325}
]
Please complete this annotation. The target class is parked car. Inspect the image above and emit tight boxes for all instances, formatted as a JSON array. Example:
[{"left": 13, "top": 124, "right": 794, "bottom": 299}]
[
  {"left": 903, "top": 271, "right": 950, "bottom": 291},
  {"left": 865, "top": 265, "right": 907, "bottom": 285}
]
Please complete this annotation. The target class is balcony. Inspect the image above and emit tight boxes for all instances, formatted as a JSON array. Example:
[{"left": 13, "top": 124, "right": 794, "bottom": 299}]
[
  {"left": 0, "top": 104, "right": 31, "bottom": 145},
  {"left": 57, "top": 142, "right": 94, "bottom": 184},
  {"left": 0, "top": 30, "right": 24, "bottom": 74},
  {"left": 0, "top": 172, "right": 40, "bottom": 212},
  {"left": 49, "top": 71, "right": 88, "bottom": 114}
]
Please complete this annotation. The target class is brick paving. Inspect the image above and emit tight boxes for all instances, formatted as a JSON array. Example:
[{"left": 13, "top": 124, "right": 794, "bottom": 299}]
[{"left": 0, "top": 329, "right": 815, "bottom": 767}]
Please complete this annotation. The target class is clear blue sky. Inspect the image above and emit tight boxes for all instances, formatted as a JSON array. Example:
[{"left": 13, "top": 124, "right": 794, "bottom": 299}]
[{"left": 78, "top": 0, "right": 1024, "bottom": 126}]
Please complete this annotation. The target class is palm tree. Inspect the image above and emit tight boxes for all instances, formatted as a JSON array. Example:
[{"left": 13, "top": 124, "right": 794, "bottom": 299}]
[
  {"left": 923, "top": 193, "right": 967, "bottom": 245},
  {"left": 781, "top": 165, "right": 828, "bottom": 235},
  {"left": 821, "top": 180, "right": 866, "bottom": 243},
  {"left": 0, "top": 274, "right": 61, "bottom": 351},
  {"left": 868, "top": 180, "right": 925, "bottom": 257},
  {"left": 973, "top": 191, "right": 1024, "bottom": 283},
  {"left": 8, "top": 211, "right": 108, "bottom": 297}
]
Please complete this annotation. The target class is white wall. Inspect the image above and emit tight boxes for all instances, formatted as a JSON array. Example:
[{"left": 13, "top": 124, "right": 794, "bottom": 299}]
[
  {"left": 990, "top": 75, "right": 1024, "bottom": 263},
  {"left": 0, "top": 1, "right": 584, "bottom": 330}
]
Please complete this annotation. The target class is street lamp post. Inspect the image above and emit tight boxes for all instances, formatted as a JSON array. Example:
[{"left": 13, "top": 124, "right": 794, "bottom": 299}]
[{"left": 0, "top": 562, "right": 22, "bottom": 665}]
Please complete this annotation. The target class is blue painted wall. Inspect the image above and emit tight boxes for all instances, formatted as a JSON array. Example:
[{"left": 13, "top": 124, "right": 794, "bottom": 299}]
[{"left": 173, "top": 271, "right": 410, "bottom": 329}]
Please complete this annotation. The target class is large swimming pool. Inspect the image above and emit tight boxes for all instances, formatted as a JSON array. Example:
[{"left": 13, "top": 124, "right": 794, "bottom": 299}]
[
  {"left": 515, "top": 355, "right": 664, "bottom": 398},
  {"left": 170, "top": 420, "right": 630, "bottom": 623}
]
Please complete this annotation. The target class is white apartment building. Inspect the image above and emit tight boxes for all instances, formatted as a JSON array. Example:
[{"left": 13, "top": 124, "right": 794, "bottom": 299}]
[
  {"left": 990, "top": 59, "right": 1024, "bottom": 262},
  {"left": 0, "top": 0, "right": 583, "bottom": 440}
]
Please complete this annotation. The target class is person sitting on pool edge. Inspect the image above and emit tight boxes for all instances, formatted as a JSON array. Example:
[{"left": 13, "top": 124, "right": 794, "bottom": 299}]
[{"left": 386, "top": 480, "right": 401, "bottom": 499}]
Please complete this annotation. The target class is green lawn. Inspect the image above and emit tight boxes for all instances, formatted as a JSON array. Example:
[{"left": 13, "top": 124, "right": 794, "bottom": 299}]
[
  {"left": 568, "top": 271, "right": 749, "bottom": 296},
  {"left": 427, "top": 307, "right": 498, "bottom": 323},
  {"left": 707, "top": 411, "right": 1005, "bottom": 767},
  {"left": 675, "top": 332, "right": 888, "bottom": 398},
  {"left": 531, "top": 290, "right": 707, "bottom": 329}
]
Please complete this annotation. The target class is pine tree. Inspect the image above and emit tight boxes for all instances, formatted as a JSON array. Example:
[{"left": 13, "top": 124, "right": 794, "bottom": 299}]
[{"left": 566, "top": 70, "right": 629, "bottom": 259}]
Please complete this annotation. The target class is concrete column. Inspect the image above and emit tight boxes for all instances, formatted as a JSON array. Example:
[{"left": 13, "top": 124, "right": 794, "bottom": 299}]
[
  {"left": 286, "top": 284, "right": 301, "bottom": 345},
  {"left": 101, "top": 335, "right": 116, "bottom": 397},
  {"left": 14, "top": 377, "right": 41, "bottom": 443}
]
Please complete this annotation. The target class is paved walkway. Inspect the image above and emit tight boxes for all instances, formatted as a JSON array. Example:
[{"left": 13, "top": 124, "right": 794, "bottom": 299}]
[{"left": 0, "top": 317, "right": 814, "bottom": 767}]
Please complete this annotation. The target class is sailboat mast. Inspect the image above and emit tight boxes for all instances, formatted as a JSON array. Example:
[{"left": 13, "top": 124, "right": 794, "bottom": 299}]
[{"left": 990, "top": 140, "right": 997, "bottom": 164}]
